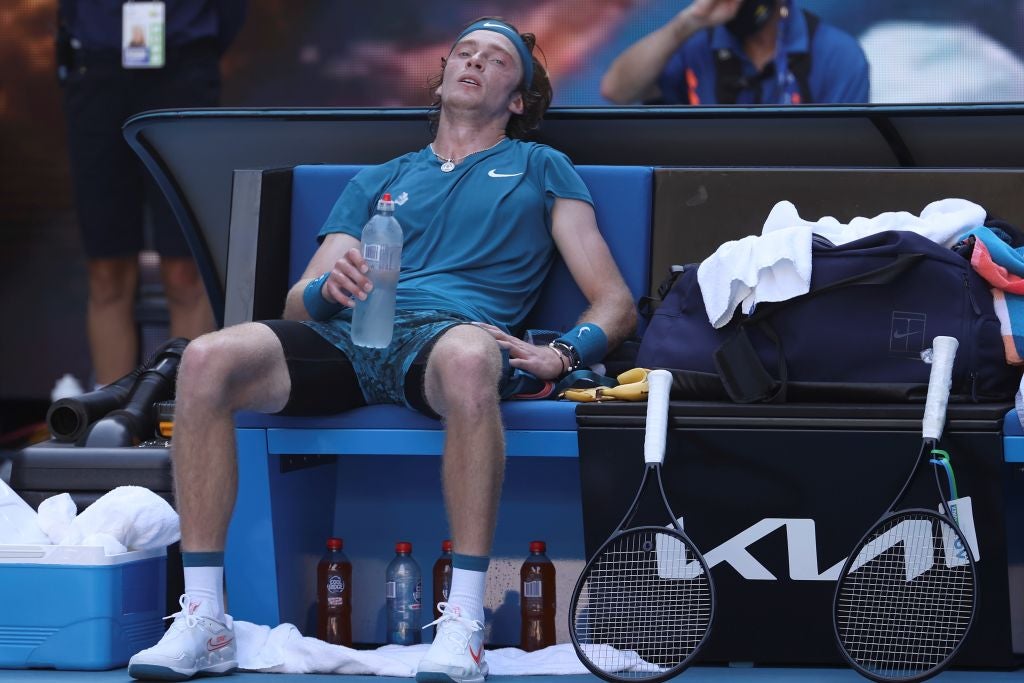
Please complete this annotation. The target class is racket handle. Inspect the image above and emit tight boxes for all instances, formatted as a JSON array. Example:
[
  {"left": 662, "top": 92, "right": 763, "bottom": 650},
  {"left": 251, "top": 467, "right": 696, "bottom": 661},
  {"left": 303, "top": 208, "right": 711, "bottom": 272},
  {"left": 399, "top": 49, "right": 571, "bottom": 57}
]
[
  {"left": 922, "top": 336, "right": 958, "bottom": 441},
  {"left": 644, "top": 369, "right": 673, "bottom": 464}
]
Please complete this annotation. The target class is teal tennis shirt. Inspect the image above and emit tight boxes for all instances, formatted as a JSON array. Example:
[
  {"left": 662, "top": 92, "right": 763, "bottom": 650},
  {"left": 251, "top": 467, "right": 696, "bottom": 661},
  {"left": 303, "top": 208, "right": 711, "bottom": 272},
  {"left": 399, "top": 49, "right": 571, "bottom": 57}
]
[{"left": 319, "top": 139, "right": 593, "bottom": 332}]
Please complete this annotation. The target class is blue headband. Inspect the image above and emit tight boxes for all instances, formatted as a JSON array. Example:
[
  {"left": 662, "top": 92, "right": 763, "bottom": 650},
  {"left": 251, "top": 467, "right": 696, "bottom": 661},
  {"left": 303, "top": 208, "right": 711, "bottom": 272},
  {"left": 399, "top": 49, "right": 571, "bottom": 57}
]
[{"left": 452, "top": 20, "right": 533, "bottom": 89}]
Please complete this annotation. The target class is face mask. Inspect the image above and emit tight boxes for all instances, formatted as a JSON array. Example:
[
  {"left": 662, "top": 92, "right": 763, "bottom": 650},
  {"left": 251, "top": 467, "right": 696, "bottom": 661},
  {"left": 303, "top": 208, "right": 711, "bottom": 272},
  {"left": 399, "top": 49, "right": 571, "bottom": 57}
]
[{"left": 725, "top": 0, "right": 777, "bottom": 39}]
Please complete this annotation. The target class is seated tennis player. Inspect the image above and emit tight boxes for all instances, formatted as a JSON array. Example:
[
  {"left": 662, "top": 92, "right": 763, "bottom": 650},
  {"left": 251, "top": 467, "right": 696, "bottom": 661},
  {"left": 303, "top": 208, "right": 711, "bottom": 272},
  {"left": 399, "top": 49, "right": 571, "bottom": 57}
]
[{"left": 127, "top": 15, "right": 636, "bottom": 683}]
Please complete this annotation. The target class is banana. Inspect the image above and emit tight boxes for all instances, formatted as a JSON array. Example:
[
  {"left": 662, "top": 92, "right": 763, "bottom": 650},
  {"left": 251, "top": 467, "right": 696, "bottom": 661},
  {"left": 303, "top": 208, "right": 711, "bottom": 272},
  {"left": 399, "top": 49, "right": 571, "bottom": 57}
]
[
  {"left": 615, "top": 367, "right": 650, "bottom": 385},
  {"left": 561, "top": 388, "right": 600, "bottom": 402},
  {"left": 601, "top": 379, "right": 649, "bottom": 401}
]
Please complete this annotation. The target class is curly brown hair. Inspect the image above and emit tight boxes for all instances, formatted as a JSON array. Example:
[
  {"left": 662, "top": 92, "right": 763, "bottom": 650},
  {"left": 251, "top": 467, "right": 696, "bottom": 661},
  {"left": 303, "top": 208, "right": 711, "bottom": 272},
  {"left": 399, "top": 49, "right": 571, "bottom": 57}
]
[{"left": 427, "top": 17, "right": 553, "bottom": 140}]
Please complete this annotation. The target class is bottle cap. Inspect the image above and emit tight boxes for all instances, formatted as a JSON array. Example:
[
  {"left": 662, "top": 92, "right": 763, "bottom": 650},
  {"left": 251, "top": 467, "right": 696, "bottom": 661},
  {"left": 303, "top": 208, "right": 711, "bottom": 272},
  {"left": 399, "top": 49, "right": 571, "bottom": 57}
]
[
  {"left": 327, "top": 537, "right": 343, "bottom": 551},
  {"left": 441, "top": 539, "right": 453, "bottom": 552},
  {"left": 530, "top": 540, "right": 546, "bottom": 553},
  {"left": 395, "top": 541, "right": 412, "bottom": 553}
]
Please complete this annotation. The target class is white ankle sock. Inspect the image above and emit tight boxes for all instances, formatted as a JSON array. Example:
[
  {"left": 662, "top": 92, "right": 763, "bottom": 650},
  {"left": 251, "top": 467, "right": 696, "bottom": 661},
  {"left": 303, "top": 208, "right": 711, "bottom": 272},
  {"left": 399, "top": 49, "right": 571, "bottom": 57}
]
[
  {"left": 183, "top": 565, "right": 225, "bottom": 621},
  {"left": 446, "top": 566, "right": 487, "bottom": 624}
]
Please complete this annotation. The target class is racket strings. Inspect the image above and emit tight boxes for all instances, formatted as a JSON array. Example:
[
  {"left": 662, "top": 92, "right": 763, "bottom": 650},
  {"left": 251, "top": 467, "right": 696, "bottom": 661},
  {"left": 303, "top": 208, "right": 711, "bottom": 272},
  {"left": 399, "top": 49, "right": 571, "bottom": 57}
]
[
  {"left": 573, "top": 529, "right": 713, "bottom": 680},
  {"left": 836, "top": 514, "right": 974, "bottom": 680}
]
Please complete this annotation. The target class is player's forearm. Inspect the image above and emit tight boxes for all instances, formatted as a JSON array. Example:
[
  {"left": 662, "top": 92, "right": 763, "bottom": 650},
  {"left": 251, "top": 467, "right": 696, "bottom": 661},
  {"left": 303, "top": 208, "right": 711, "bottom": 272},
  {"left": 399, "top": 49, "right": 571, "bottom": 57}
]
[
  {"left": 576, "top": 288, "right": 638, "bottom": 354},
  {"left": 282, "top": 279, "right": 313, "bottom": 320},
  {"left": 599, "top": 10, "right": 707, "bottom": 104}
]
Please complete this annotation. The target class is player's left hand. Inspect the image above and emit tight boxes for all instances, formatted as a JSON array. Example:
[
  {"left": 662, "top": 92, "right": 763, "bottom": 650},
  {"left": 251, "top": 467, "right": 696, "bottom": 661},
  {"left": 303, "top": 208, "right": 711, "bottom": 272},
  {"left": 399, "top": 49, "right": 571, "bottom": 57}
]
[{"left": 473, "top": 323, "right": 566, "bottom": 380}]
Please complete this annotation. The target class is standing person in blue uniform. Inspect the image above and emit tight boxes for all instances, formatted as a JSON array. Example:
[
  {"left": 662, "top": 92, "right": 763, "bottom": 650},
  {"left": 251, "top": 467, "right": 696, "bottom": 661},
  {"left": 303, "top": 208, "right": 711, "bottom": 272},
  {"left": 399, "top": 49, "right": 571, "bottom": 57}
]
[
  {"left": 59, "top": 0, "right": 246, "bottom": 386},
  {"left": 600, "top": 0, "right": 868, "bottom": 105},
  {"left": 126, "top": 16, "right": 636, "bottom": 682}
]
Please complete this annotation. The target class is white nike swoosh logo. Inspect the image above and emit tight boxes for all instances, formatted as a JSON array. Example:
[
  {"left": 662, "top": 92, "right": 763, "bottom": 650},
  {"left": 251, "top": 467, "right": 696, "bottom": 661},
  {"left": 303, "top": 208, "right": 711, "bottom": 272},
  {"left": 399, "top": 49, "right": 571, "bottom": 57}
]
[
  {"left": 482, "top": 22, "right": 509, "bottom": 30},
  {"left": 488, "top": 169, "right": 523, "bottom": 178}
]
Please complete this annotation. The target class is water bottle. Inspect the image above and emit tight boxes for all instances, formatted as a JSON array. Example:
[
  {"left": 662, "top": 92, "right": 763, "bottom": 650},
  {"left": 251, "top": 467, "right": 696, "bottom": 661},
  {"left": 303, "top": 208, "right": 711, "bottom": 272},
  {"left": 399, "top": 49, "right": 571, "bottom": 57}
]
[
  {"left": 432, "top": 539, "right": 453, "bottom": 621},
  {"left": 385, "top": 541, "right": 422, "bottom": 645},
  {"left": 520, "top": 540, "right": 556, "bottom": 651},
  {"left": 316, "top": 537, "right": 352, "bottom": 646},
  {"left": 352, "top": 193, "right": 403, "bottom": 348}
]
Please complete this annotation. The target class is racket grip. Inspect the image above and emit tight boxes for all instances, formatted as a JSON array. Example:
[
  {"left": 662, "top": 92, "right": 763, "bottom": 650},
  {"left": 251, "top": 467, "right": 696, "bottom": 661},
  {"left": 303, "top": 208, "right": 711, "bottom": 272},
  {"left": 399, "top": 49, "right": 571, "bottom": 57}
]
[
  {"left": 922, "top": 336, "right": 958, "bottom": 441},
  {"left": 644, "top": 369, "right": 672, "bottom": 464}
]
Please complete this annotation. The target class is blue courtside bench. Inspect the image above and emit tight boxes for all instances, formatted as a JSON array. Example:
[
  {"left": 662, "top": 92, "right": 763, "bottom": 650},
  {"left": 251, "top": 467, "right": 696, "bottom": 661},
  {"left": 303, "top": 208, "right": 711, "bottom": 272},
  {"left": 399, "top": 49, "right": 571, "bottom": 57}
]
[{"left": 222, "top": 164, "right": 653, "bottom": 632}]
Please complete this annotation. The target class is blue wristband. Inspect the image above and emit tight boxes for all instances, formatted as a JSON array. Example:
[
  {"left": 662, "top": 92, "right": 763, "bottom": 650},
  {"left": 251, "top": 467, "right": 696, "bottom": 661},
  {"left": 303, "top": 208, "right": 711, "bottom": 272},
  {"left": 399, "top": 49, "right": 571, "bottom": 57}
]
[
  {"left": 302, "top": 272, "right": 344, "bottom": 321},
  {"left": 555, "top": 323, "right": 608, "bottom": 369}
]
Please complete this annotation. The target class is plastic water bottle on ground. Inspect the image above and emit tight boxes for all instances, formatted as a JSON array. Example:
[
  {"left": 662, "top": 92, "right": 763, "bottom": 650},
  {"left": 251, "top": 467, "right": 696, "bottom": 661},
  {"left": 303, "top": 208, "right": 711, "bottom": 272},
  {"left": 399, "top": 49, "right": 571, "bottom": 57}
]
[
  {"left": 352, "top": 193, "right": 402, "bottom": 348},
  {"left": 386, "top": 541, "right": 422, "bottom": 645}
]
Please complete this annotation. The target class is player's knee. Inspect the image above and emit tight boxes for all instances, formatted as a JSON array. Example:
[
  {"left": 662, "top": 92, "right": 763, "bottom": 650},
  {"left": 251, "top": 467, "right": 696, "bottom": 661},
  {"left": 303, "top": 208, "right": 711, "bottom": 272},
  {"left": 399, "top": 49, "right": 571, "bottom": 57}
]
[
  {"left": 176, "top": 333, "right": 238, "bottom": 405},
  {"left": 433, "top": 343, "right": 502, "bottom": 406}
]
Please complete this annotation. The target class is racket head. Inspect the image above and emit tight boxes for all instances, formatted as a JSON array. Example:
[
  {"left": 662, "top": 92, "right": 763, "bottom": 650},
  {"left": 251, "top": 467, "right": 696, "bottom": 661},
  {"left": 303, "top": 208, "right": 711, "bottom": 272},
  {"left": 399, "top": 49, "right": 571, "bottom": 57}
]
[
  {"left": 569, "top": 526, "right": 715, "bottom": 683},
  {"left": 833, "top": 508, "right": 978, "bottom": 683}
]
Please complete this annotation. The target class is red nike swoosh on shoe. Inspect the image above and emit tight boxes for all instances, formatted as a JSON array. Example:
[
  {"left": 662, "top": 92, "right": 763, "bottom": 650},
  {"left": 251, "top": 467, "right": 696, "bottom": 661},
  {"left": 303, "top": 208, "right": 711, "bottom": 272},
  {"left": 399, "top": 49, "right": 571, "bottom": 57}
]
[
  {"left": 207, "top": 636, "right": 233, "bottom": 652},
  {"left": 468, "top": 643, "right": 484, "bottom": 665}
]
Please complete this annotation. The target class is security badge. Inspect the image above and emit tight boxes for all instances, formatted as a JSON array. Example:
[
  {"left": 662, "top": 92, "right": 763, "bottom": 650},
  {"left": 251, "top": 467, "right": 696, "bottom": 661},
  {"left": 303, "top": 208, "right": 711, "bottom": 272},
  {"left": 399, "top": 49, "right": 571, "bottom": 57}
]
[{"left": 122, "top": 1, "right": 165, "bottom": 68}]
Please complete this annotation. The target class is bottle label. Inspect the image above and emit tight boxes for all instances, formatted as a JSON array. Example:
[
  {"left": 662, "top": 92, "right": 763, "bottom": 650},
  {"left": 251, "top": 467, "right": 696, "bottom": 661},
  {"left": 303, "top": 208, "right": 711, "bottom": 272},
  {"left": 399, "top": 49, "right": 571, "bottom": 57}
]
[
  {"left": 524, "top": 580, "right": 543, "bottom": 598},
  {"left": 328, "top": 575, "right": 345, "bottom": 594},
  {"left": 328, "top": 596, "right": 344, "bottom": 607},
  {"left": 363, "top": 243, "right": 401, "bottom": 271},
  {"left": 386, "top": 580, "right": 396, "bottom": 599}
]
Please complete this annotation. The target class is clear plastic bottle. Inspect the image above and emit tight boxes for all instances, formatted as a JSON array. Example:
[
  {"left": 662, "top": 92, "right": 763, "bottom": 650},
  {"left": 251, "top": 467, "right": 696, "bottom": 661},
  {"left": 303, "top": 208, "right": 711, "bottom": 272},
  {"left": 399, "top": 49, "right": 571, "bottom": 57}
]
[
  {"left": 385, "top": 541, "right": 422, "bottom": 645},
  {"left": 352, "top": 192, "right": 403, "bottom": 348},
  {"left": 317, "top": 537, "right": 352, "bottom": 646},
  {"left": 520, "top": 540, "right": 556, "bottom": 651},
  {"left": 432, "top": 539, "right": 453, "bottom": 621}
]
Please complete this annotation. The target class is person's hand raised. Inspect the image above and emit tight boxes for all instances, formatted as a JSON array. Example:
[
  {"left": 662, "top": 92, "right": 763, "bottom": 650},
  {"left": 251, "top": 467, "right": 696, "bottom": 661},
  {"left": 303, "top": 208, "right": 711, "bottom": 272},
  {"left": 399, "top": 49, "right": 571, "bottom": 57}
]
[{"left": 682, "top": 0, "right": 744, "bottom": 30}]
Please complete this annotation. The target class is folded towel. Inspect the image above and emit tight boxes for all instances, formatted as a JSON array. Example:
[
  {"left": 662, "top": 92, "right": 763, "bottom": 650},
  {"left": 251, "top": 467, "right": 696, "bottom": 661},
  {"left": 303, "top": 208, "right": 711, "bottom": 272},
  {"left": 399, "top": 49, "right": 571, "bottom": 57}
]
[{"left": 964, "top": 228, "right": 1024, "bottom": 365}]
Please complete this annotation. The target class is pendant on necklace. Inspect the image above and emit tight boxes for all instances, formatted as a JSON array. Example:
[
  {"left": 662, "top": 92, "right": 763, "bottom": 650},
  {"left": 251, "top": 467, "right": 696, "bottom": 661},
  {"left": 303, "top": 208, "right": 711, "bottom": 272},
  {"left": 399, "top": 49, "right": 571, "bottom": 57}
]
[{"left": 440, "top": 160, "right": 455, "bottom": 173}]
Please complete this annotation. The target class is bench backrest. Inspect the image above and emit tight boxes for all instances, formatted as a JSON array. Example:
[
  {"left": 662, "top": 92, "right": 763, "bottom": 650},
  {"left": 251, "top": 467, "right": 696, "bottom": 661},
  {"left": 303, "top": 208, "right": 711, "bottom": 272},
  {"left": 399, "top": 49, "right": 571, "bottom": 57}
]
[{"left": 289, "top": 164, "right": 652, "bottom": 332}]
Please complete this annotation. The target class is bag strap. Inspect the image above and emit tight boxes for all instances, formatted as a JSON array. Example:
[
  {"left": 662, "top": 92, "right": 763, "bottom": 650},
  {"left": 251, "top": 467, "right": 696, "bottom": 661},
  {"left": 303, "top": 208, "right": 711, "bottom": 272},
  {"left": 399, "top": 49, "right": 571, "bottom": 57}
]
[{"left": 715, "top": 252, "right": 926, "bottom": 402}]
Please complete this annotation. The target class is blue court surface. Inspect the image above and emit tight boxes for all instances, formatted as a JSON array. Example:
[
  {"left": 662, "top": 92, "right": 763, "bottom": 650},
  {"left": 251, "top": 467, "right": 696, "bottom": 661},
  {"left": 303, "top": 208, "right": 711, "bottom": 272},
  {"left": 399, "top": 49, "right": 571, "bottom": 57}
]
[{"left": 1, "top": 668, "right": 1023, "bottom": 683}]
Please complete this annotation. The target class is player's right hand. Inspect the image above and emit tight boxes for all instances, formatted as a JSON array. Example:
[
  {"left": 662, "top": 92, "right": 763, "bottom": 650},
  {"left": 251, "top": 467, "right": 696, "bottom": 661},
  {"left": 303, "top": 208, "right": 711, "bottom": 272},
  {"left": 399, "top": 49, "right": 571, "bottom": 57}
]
[{"left": 322, "top": 247, "right": 373, "bottom": 308}]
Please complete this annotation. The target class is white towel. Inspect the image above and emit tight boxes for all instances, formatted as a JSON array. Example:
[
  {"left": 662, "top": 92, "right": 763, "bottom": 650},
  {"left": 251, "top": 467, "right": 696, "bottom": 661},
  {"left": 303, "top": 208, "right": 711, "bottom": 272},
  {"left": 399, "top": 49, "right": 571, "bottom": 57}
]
[
  {"left": 700, "top": 198, "right": 988, "bottom": 328},
  {"left": 233, "top": 621, "right": 649, "bottom": 676},
  {"left": 36, "top": 493, "right": 77, "bottom": 545},
  {"left": 697, "top": 225, "right": 812, "bottom": 328},
  {"left": 762, "top": 198, "right": 986, "bottom": 248},
  {"left": 0, "top": 477, "right": 50, "bottom": 545},
  {"left": 52, "top": 485, "right": 179, "bottom": 552}
]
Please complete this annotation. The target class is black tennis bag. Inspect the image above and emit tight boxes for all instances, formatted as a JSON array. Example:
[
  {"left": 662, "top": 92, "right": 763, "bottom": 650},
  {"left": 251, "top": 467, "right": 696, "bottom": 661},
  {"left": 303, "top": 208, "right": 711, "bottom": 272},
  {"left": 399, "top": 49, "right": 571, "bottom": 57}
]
[{"left": 636, "top": 230, "right": 1019, "bottom": 403}]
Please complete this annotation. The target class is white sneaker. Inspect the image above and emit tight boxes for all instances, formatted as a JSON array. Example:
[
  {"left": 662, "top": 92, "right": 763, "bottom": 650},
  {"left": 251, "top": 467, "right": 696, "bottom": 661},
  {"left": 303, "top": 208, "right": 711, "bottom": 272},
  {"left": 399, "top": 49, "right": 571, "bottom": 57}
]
[
  {"left": 128, "top": 594, "right": 237, "bottom": 681},
  {"left": 416, "top": 602, "right": 488, "bottom": 683}
]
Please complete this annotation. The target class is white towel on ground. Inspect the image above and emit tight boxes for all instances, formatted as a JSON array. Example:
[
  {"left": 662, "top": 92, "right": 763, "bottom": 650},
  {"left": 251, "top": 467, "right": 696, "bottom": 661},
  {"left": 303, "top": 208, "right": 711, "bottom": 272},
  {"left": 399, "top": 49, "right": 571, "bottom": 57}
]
[{"left": 235, "top": 621, "right": 603, "bottom": 676}]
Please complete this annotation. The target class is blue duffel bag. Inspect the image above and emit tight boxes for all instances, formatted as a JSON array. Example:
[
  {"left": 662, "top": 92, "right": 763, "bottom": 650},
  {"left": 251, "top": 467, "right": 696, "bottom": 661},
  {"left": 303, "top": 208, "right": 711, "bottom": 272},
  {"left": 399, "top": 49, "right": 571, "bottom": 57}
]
[{"left": 637, "top": 230, "right": 1019, "bottom": 403}]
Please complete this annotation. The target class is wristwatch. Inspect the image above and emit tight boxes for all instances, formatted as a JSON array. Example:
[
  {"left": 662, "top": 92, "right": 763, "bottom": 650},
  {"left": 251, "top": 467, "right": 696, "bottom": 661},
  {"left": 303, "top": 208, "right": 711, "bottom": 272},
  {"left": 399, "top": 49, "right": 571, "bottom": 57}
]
[{"left": 548, "top": 340, "right": 581, "bottom": 373}]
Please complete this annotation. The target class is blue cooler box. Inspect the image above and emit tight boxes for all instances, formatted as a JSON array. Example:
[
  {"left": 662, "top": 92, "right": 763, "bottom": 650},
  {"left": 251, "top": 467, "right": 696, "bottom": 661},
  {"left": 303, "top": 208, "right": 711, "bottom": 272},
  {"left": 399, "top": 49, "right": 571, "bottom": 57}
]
[{"left": 0, "top": 545, "right": 166, "bottom": 670}]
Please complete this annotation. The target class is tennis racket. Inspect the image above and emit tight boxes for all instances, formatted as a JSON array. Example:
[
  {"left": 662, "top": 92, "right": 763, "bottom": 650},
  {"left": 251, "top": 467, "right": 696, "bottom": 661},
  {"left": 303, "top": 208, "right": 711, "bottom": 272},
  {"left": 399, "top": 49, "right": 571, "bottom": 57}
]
[
  {"left": 833, "top": 336, "right": 978, "bottom": 683},
  {"left": 569, "top": 369, "right": 714, "bottom": 682}
]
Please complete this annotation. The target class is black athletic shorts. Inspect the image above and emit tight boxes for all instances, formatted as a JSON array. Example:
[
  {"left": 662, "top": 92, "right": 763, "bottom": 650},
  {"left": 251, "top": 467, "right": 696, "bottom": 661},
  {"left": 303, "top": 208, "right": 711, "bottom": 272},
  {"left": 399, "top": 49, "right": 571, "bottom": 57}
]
[{"left": 259, "top": 319, "right": 440, "bottom": 419}]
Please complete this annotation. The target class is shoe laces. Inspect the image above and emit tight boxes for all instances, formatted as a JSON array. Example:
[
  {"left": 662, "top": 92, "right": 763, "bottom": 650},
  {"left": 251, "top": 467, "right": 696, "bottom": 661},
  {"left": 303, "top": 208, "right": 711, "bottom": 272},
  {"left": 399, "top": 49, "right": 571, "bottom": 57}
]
[
  {"left": 423, "top": 602, "right": 484, "bottom": 652},
  {"left": 164, "top": 594, "right": 201, "bottom": 629}
]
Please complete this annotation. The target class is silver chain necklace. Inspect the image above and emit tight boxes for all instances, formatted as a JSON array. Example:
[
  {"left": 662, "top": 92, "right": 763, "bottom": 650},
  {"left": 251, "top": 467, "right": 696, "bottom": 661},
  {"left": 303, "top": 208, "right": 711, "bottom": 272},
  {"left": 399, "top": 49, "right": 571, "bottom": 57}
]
[{"left": 431, "top": 136, "right": 506, "bottom": 173}]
